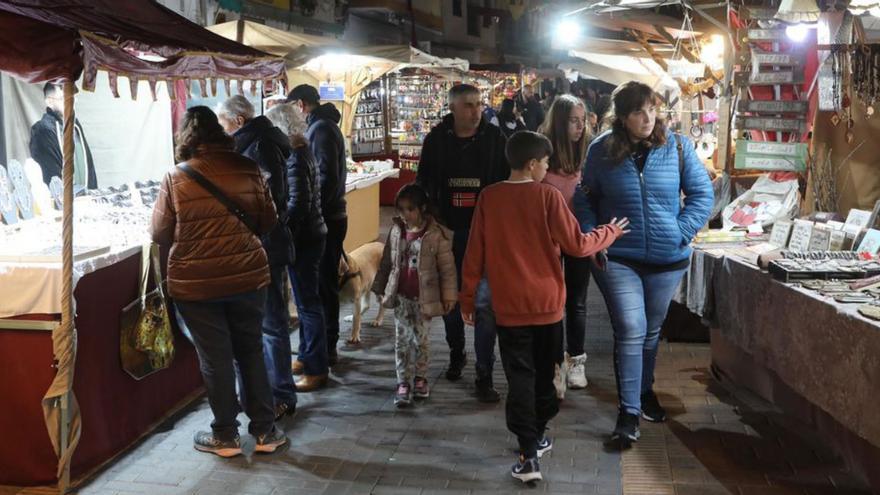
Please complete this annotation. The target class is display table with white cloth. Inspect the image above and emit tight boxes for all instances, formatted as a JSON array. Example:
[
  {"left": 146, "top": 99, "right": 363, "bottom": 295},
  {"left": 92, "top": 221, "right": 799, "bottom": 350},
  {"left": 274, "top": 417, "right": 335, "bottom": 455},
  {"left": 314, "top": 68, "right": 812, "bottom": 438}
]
[
  {"left": 0, "top": 204, "right": 202, "bottom": 485},
  {"left": 343, "top": 168, "right": 399, "bottom": 251}
]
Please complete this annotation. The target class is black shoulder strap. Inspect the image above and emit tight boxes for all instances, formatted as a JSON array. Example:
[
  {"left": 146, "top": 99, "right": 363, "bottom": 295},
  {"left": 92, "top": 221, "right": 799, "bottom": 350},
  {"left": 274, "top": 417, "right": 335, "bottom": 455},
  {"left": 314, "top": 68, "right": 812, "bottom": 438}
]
[
  {"left": 178, "top": 163, "right": 260, "bottom": 236},
  {"left": 676, "top": 133, "right": 684, "bottom": 177}
]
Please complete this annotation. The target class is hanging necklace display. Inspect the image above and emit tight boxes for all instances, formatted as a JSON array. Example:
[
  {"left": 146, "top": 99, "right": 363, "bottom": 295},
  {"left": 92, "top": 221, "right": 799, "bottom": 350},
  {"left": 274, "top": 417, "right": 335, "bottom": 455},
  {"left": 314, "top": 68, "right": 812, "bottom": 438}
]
[
  {"left": 830, "top": 44, "right": 845, "bottom": 126},
  {"left": 844, "top": 48, "right": 856, "bottom": 145},
  {"left": 0, "top": 166, "right": 18, "bottom": 225},
  {"left": 851, "top": 43, "right": 879, "bottom": 118}
]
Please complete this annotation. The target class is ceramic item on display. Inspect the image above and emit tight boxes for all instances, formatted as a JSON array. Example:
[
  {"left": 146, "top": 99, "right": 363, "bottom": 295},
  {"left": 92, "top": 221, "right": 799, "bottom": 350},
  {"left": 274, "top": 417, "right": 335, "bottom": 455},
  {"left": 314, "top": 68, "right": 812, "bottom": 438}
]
[
  {"left": 0, "top": 166, "right": 18, "bottom": 225},
  {"left": 49, "top": 176, "right": 63, "bottom": 210},
  {"left": 24, "top": 158, "right": 52, "bottom": 216},
  {"left": 7, "top": 160, "right": 34, "bottom": 220},
  {"left": 696, "top": 133, "right": 715, "bottom": 161}
]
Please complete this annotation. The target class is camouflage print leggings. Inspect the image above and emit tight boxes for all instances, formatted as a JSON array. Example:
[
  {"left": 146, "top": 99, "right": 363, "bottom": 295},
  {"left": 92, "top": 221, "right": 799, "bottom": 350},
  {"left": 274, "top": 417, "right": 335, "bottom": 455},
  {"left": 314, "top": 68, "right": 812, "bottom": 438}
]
[{"left": 394, "top": 297, "right": 430, "bottom": 384}]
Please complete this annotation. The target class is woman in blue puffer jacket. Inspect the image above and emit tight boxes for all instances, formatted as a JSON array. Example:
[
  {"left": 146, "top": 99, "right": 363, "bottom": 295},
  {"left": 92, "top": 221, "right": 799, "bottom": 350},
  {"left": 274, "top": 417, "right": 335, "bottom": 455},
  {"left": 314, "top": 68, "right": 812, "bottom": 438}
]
[{"left": 573, "top": 81, "right": 713, "bottom": 447}]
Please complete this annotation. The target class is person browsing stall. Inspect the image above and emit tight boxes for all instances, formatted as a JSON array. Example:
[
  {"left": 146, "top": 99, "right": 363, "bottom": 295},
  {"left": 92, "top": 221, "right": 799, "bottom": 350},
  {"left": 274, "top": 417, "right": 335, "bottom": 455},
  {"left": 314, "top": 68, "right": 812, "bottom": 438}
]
[
  {"left": 151, "top": 106, "right": 287, "bottom": 458},
  {"left": 460, "top": 130, "right": 628, "bottom": 483},
  {"left": 416, "top": 83, "right": 509, "bottom": 402},
  {"left": 266, "top": 102, "right": 331, "bottom": 393},
  {"left": 286, "top": 84, "right": 347, "bottom": 370},
  {"left": 540, "top": 94, "right": 594, "bottom": 396},
  {"left": 573, "top": 81, "right": 713, "bottom": 448}
]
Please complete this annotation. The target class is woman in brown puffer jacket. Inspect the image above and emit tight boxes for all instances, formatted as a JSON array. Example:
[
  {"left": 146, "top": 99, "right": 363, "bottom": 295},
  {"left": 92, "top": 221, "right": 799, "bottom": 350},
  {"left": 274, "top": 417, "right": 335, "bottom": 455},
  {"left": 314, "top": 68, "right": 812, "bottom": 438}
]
[{"left": 150, "top": 106, "right": 286, "bottom": 458}]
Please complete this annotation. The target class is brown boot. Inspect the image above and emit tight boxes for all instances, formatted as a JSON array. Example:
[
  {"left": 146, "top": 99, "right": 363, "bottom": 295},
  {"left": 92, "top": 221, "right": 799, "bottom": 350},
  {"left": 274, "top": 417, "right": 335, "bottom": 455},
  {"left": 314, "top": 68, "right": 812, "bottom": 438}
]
[
  {"left": 292, "top": 359, "right": 304, "bottom": 375},
  {"left": 295, "top": 374, "right": 328, "bottom": 392}
]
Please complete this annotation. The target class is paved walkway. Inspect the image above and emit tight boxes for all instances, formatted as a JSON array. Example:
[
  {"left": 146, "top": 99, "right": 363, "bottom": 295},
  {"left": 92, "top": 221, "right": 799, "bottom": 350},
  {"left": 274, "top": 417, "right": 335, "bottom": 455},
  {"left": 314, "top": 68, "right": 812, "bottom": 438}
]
[{"left": 3, "top": 210, "right": 874, "bottom": 495}]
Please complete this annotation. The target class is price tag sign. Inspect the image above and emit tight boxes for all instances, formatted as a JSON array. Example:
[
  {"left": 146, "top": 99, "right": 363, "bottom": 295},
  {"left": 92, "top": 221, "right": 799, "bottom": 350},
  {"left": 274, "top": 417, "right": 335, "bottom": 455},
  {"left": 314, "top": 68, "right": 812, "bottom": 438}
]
[
  {"left": 769, "top": 220, "right": 793, "bottom": 247},
  {"left": 788, "top": 219, "right": 814, "bottom": 252}
]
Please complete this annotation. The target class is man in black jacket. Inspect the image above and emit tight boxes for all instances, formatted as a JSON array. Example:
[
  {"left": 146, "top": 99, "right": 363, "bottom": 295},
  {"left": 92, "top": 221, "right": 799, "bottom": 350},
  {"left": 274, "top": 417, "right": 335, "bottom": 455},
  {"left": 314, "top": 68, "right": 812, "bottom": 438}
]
[
  {"left": 29, "top": 82, "right": 98, "bottom": 190},
  {"left": 287, "top": 84, "right": 347, "bottom": 367},
  {"left": 218, "top": 95, "right": 296, "bottom": 419},
  {"left": 416, "top": 84, "right": 509, "bottom": 402},
  {"left": 518, "top": 84, "right": 545, "bottom": 132}
]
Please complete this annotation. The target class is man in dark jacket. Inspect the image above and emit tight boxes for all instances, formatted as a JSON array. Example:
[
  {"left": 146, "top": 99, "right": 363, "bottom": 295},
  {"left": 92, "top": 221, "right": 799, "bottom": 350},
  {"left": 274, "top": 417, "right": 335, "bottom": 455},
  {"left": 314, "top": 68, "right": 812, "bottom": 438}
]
[
  {"left": 287, "top": 84, "right": 347, "bottom": 367},
  {"left": 416, "top": 84, "right": 509, "bottom": 402},
  {"left": 518, "top": 84, "right": 545, "bottom": 132},
  {"left": 29, "top": 82, "right": 98, "bottom": 190},
  {"left": 218, "top": 95, "right": 296, "bottom": 419}
]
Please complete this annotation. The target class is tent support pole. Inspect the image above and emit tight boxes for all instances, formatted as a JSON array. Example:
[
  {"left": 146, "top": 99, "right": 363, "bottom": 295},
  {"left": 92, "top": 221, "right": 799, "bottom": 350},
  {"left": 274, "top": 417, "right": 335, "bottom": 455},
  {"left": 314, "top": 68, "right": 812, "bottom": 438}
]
[{"left": 57, "top": 79, "right": 76, "bottom": 495}]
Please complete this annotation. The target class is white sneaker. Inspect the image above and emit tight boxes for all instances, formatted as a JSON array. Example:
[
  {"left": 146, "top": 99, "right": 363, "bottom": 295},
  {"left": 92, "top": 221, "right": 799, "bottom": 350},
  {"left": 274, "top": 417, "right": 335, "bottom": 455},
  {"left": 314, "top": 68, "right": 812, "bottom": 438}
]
[
  {"left": 553, "top": 362, "right": 566, "bottom": 400},
  {"left": 566, "top": 353, "right": 588, "bottom": 389}
]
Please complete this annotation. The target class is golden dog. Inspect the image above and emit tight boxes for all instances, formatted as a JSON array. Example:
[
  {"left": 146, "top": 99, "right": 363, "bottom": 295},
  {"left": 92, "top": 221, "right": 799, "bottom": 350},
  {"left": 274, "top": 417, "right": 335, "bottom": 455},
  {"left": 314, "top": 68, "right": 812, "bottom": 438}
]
[{"left": 339, "top": 241, "right": 386, "bottom": 343}]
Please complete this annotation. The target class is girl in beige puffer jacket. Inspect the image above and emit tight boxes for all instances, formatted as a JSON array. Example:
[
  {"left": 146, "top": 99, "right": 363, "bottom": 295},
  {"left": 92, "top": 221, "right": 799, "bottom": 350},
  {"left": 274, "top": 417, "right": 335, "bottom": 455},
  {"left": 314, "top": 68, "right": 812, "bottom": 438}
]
[{"left": 372, "top": 183, "right": 457, "bottom": 407}]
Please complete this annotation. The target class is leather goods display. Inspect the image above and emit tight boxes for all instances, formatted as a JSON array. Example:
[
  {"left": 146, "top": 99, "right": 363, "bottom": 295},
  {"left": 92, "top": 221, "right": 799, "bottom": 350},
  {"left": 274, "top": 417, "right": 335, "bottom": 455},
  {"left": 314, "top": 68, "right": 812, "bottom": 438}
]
[{"left": 119, "top": 243, "right": 175, "bottom": 380}]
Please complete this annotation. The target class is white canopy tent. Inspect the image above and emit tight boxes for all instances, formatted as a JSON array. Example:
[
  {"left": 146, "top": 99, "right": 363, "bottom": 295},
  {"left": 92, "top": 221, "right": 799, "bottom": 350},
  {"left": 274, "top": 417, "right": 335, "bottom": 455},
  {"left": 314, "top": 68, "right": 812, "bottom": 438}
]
[
  {"left": 562, "top": 49, "right": 678, "bottom": 89},
  {"left": 208, "top": 21, "right": 468, "bottom": 134}
]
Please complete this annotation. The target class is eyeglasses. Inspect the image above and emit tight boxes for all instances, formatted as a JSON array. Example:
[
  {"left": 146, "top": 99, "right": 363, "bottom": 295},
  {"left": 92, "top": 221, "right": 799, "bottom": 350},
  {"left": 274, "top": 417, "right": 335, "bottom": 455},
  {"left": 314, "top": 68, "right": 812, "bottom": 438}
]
[{"left": 568, "top": 117, "right": 586, "bottom": 126}]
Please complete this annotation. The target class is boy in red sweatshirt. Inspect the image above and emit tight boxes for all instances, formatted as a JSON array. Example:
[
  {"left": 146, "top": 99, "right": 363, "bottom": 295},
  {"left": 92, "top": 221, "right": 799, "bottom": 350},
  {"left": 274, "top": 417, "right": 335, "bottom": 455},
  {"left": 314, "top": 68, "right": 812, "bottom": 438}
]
[{"left": 460, "top": 131, "right": 628, "bottom": 483}]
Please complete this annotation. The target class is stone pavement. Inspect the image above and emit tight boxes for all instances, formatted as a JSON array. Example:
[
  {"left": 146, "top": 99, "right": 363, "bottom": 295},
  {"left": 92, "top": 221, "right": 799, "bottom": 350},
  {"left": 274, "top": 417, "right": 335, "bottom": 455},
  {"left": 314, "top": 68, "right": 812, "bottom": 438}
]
[
  {"left": 2, "top": 209, "right": 874, "bottom": 495},
  {"left": 5, "top": 292, "right": 873, "bottom": 495}
]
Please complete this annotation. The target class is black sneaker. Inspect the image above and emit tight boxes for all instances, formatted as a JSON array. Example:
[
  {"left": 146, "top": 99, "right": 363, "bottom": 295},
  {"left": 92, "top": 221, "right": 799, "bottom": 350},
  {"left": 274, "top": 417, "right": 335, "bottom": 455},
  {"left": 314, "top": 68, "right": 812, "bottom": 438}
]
[
  {"left": 475, "top": 376, "right": 501, "bottom": 403},
  {"left": 255, "top": 427, "right": 288, "bottom": 454},
  {"left": 193, "top": 431, "right": 241, "bottom": 458},
  {"left": 640, "top": 390, "right": 667, "bottom": 423},
  {"left": 611, "top": 412, "right": 640, "bottom": 448},
  {"left": 536, "top": 436, "right": 553, "bottom": 458},
  {"left": 273, "top": 402, "right": 296, "bottom": 422},
  {"left": 445, "top": 352, "right": 466, "bottom": 381},
  {"left": 511, "top": 455, "right": 542, "bottom": 483}
]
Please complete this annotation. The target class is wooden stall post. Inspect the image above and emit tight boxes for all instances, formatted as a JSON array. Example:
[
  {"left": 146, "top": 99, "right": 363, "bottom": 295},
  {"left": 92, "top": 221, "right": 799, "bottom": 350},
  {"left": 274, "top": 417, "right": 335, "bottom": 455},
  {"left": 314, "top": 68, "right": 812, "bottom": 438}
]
[{"left": 58, "top": 79, "right": 76, "bottom": 494}]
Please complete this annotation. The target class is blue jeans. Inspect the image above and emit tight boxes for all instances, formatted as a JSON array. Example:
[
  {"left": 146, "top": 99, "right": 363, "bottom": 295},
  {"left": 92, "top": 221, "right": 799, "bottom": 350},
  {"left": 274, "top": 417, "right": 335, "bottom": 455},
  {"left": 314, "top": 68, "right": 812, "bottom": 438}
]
[
  {"left": 176, "top": 288, "right": 275, "bottom": 440},
  {"left": 591, "top": 261, "right": 687, "bottom": 416},
  {"left": 442, "top": 228, "right": 497, "bottom": 376},
  {"left": 290, "top": 234, "right": 329, "bottom": 376},
  {"left": 260, "top": 262, "right": 297, "bottom": 408}
]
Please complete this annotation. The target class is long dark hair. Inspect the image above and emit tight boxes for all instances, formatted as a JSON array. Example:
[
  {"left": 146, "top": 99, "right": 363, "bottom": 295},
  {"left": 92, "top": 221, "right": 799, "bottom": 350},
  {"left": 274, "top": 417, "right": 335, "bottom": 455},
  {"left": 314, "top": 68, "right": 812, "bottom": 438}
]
[
  {"left": 603, "top": 81, "right": 667, "bottom": 164},
  {"left": 498, "top": 98, "right": 517, "bottom": 121},
  {"left": 540, "top": 94, "right": 591, "bottom": 175},
  {"left": 175, "top": 106, "right": 234, "bottom": 162},
  {"left": 395, "top": 182, "right": 437, "bottom": 221}
]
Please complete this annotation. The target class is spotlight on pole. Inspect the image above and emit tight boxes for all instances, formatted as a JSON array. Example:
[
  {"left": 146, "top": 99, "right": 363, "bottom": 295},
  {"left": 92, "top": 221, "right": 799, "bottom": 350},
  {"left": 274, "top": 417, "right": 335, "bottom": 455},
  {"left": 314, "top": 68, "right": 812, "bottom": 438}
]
[{"left": 554, "top": 19, "right": 583, "bottom": 48}]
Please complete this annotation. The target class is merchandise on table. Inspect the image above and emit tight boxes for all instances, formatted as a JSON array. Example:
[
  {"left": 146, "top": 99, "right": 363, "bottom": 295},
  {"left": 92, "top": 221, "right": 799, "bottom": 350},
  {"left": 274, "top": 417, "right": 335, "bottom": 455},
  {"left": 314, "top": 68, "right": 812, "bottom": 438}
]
[
  {"left": 388, "top": 69, "right": 450, "bottom": 164},
  {"left": 0, "top": 190, "right": 154, "bottom": 263},
  {"left": 352, "top": 79, "right": 387, "bottom": 157},
  {"left": 768, "top": 255, "right": 880, "bottom": 282}
]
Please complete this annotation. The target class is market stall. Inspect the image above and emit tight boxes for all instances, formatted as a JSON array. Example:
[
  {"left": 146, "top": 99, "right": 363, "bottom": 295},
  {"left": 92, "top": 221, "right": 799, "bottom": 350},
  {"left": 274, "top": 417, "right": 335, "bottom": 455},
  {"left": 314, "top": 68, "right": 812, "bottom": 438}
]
[
  {"left": 0, "top": 1, "right": 285, "bottom": 489},
  {"left": 209, "top": 20, "right": 466, "bottom": 243}
]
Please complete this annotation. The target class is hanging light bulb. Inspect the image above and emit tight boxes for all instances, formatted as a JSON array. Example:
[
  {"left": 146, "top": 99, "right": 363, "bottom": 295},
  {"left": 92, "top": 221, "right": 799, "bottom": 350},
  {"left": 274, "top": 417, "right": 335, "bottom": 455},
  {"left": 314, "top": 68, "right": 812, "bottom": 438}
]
[
  {"left": 785, "top": 23, "right": 810, "bottom": 41},
  {"left": 774, "top": 0, "right": 821, "bottom": 23}
]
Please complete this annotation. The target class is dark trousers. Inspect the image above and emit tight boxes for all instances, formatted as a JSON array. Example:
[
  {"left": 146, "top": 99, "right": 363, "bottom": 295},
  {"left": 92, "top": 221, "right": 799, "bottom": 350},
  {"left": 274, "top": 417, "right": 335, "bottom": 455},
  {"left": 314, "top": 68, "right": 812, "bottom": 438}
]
[
  {"left": 176, "top": 288, "right": 275, "bottom": 441},
  {"left": 290, "top": 234, "right": 329, "bottom": 376},
  {"left": 441, "top": 228, "right": 497, "bottom": 376},
  {"left": 260, "top": 263, "right": 297, "bottom": 407},
  {"left": 320, "top": 217, "right": 348, "bottom": 353},
  {"left": 563, "top": 254, "right": 591, "bottom": 358},
  {"left": 497, "top": 321, "right": 563, "bottom": 459}
]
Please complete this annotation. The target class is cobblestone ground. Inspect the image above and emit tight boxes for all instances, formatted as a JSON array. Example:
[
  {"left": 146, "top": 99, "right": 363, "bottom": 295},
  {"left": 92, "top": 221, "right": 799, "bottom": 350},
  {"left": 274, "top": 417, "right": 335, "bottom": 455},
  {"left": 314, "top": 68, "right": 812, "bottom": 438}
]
[{"left": 3, "top": 210, "right": 874, "bottom": 495}]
